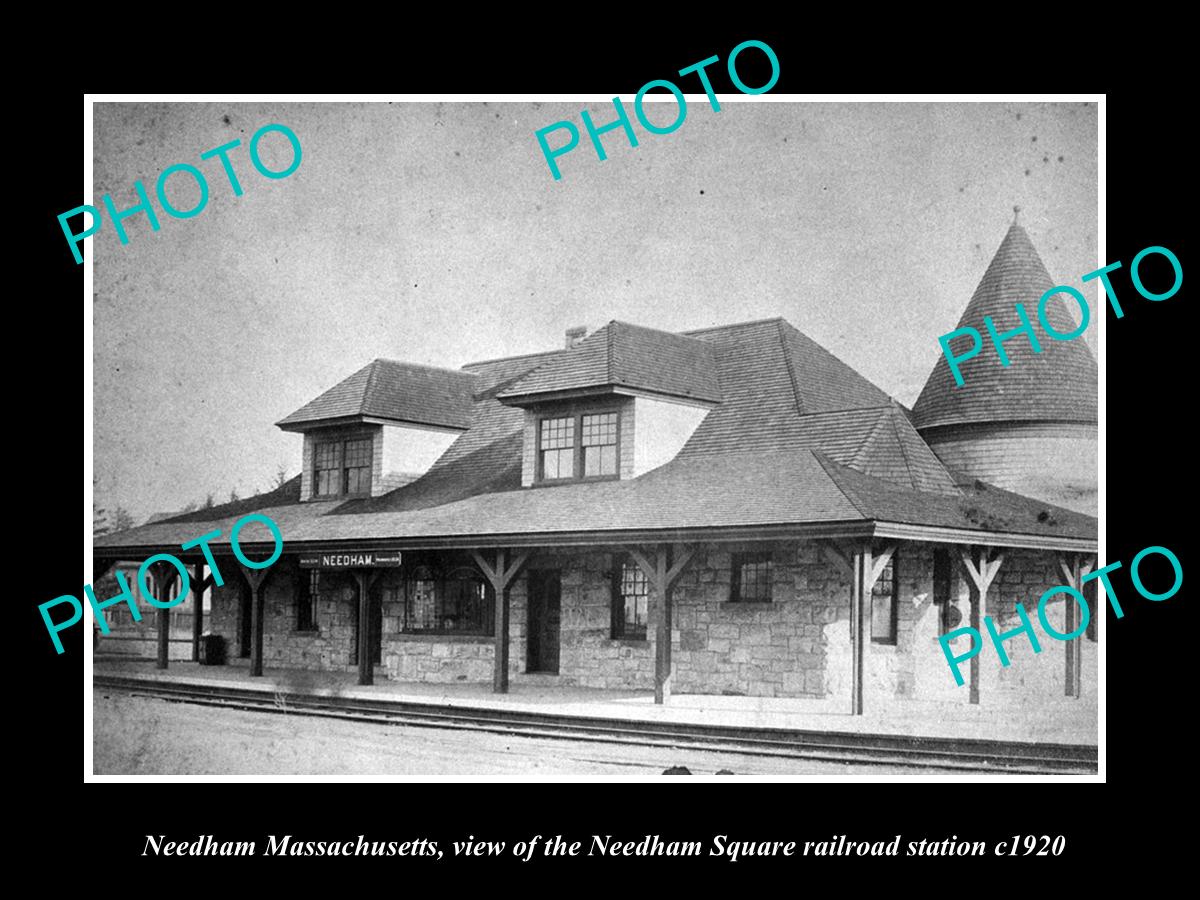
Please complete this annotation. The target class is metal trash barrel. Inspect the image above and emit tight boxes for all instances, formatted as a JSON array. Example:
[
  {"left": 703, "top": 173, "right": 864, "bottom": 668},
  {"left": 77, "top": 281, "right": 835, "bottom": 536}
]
[{"left": 198, "top": 633, "right": 226, "bottom": 666}]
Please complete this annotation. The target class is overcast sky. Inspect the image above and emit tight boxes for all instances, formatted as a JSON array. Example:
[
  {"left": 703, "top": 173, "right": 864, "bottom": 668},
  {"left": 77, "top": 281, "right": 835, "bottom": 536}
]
[{"left": 92, "top": 100, "right": 1097, "bottom": 523}]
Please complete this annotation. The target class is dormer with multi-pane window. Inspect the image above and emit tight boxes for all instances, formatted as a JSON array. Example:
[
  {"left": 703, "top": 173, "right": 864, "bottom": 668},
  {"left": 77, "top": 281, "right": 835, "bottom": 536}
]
[
  {"left": 496, "top": 322, "right": 722, "bottom": 487},
  {"left": 277, "top": 359, "right": 476, "bottom": 501}
]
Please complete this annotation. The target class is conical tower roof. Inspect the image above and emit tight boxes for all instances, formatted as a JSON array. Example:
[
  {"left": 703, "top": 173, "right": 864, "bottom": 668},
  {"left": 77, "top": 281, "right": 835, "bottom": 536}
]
[{"left": 913, "top": 221, "right": 1097, "bottom": 430}]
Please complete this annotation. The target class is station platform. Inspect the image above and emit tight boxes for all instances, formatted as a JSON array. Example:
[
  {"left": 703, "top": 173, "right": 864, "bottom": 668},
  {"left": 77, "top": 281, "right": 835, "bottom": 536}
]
[{"left": 92, "top": 657, "right": 1098, "bottom": 746}]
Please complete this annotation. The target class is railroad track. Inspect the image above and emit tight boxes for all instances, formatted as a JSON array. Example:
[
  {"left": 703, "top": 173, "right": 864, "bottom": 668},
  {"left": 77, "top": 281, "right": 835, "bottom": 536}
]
[{"left": 94, "top": 674, "right": 1097, "bottom": 774}]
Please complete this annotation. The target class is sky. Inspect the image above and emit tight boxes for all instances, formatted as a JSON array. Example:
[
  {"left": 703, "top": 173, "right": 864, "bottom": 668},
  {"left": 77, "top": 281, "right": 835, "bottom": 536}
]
[{"left": 92, "top": 100, "right": 1097, "bottom": 523}]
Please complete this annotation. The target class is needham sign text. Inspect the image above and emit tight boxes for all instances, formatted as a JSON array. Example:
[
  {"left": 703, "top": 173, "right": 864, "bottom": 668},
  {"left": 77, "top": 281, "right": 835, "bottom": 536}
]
[
  {"left": 298, "top": 552, "right": 401, "bottom": 569},
  {"left": 45, "top": 513, "right": 284, "bottom": 654}
]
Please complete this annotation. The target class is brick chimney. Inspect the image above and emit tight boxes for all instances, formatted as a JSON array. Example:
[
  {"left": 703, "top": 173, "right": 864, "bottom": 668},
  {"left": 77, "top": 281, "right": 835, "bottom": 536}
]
[{"left": 565, "top": 325, "right": 587, "bottom": 349}]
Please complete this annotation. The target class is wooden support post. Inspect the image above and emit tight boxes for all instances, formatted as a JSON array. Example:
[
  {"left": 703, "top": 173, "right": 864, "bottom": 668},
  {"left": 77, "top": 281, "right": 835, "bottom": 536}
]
[
  {"left": 190, "top": 564, "right": 211, "bottom": 662},
  {"left": 1058, "top": 553, "right": 1095, "bottom": 700},
  {"left": 958, "top": 546, "right": 1005, "bottom": 706},
  {"left": 494, "top": 557, "right": 509, "bottom": 693},
  {"left": 354, "top": 570, "right": 383, "bottom": 686},
  {"left": 242, "top": 568, "right": 271, "bottom": 678},
  {"left": 147, "top": 563, "right": 179, "bottom": 671},
  {"left": 850, "top": 546, "right": 870, "bottom": 716},
  {"left": 472, "top": 549, "right": 530, "bottom": 694},
  {"left": 630, "top": 544, "right": 696, "bottom": 705},
  {"left": 655, "top": 549, "right": 672, "bottom": 704},
  {"left": 356, "top": 571, "right": 372, "bottom": 686},
  {"left": 822, "top": 540, "right": 896, "bottom": 716},
  {"left": 156, "top": 605, "right": 171, "bottom": 670}
]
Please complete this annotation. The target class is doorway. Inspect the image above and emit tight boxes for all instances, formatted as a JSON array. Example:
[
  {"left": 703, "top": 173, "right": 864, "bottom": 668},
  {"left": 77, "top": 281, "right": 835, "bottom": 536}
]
[{"left": 526, "top": 570, "right": 561, "bottom": 674}]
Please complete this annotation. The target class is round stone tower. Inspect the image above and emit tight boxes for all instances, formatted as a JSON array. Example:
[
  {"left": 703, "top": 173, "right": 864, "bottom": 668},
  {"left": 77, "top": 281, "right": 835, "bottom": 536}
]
[{"left": 912, "top": 219, "right": 1098, "bottom": 516}]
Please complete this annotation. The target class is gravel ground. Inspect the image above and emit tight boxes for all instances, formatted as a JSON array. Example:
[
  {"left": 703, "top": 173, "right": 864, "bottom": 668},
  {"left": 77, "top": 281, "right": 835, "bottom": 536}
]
[{"left": 92, "top": 690, "right": 947, "bottom": 777}]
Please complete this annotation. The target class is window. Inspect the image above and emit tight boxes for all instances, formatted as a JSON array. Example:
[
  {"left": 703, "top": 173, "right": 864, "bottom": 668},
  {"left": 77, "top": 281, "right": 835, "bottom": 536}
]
[
  {"left": 611, "top": 558, "right": 650, "bottom": 639},
  {"left": 313, "top": 436, "right": 373, "bottom": 497},
  {"left": 871, "top": 555, "right": 899, "bottom": 645},
  {"left": 582, "top": 412, "right": 618, "bottom": 477},
  {"left": 404, "top": 566, "right": 494, "bottom": 635},
  {"left": 296, "top": 569, "right": 319, "bottom": 632},
  {"left": 537, "top": 410, "right": 620, "bottom": 482},
  {"left": 731, "top": 552, "right": 773, "bottom": 602},
  {"left": 539, "top": 417, "right": 575, "bottom": 480}
]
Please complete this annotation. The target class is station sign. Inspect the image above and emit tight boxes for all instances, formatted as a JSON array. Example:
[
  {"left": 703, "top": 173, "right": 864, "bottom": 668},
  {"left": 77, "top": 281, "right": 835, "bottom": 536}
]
[{"left": 298, "top": 551, "right": 402, "bottom": 569}]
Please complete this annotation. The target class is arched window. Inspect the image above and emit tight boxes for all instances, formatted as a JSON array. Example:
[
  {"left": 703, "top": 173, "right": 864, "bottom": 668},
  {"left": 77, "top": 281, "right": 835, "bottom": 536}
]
[{"left": 403, "top": 566, "right": 493, "bottom": 635}]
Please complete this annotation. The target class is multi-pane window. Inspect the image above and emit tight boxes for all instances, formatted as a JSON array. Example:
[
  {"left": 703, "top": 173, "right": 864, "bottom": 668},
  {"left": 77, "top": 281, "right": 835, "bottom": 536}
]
[
  {"left": 404, "top": 566, "right": 493, "bottom": 635},
  {"left": 313, "top": 441, "right": 342, "bottom": 496},
  {"left": 537, "top": 410, "right": 621, "bottom": 483},
  {"left": 582, "top": 413, "right": 618, "bottom": 477},
  {"left": 612, "top": 559, "right": 649, "bottom": 639},
  {"left": 871, "top": 555, "right": 899, "bottom": 645},
  {"left": 297, "top": 570, "right": 319, "bottom": 632},
  {"left": 539, "top": 417, "right": 575, "bottom": 480},
  {"left": 313, "top": 436, "right": 373, "bottom": 497},
  {"left": 731, "top": 552, "right": 773, "bottom": 602},
  {"left": 343, "top": 438, "right": 372, "bottom": 494}
]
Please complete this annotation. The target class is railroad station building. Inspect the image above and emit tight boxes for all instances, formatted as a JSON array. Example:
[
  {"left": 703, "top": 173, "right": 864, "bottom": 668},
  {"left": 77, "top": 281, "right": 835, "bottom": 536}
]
[{"left": 93, "top": 222, "right": 1099, "bottom": 714}]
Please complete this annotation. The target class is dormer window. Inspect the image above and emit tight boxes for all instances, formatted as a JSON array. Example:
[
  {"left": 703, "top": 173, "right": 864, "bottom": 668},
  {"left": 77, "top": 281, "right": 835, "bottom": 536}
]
[
  {"left": 537, "top": 411, "right": 620, "bottom": 483},
  {"left": 313, "top": 437, "right": 373, "bottom": 498}
]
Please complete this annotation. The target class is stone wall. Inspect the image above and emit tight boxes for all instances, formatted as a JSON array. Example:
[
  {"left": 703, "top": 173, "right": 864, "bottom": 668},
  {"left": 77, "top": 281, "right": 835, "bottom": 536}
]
[
  {"left": 670, "top": 543, "right": 846, "bottom": 699},
  {"left": 197, "top": 542, "right": 1098, "bottom": 709},
  {"left": 977, "top": 547, "right": 1098, "bottom": 707}
]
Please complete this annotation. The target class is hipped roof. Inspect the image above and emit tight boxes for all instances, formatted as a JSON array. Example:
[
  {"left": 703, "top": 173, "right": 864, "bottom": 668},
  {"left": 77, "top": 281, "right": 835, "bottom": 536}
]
[
  {"left": 276, "top": 359, "right": 476, "bottom": 431},
  {"left": 496, "top": 321, "right": 723, "bottom": 404},
  {"left": 97, "top": 317, "right": 1095, "bottom": 557}
]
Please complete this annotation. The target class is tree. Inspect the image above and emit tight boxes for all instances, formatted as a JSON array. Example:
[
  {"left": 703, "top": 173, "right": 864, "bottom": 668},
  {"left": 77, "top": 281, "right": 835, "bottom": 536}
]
[
  {"left": 229, "top": 488, "right": 240, "bottom": 503},
  {"left": 274, "top": 463, "right": 290, "bottom": 489},
  {"left": 112, "top": 507, "right": 136, "bottom": 532},
  {"left": 203, "top": 493, "right": 215, "bottom": 509}
]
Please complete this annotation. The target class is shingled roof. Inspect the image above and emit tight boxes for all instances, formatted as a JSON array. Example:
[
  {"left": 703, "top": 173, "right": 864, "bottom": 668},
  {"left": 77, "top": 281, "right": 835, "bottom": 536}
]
[
  {"left": 496, "top": 321, "right": 723, "bottom": 404},
  {"left": 95, "top": 446, "right": 1093, "bottom": 556},
  {"left": 912, "top": 223, "right": 1098, "bottom": 430},
  {"left": 276, "top": 359, "right": 477, "bottom": 431},
  {"left": 95, "top": 315, "right": 1095, "bottom": 558}
]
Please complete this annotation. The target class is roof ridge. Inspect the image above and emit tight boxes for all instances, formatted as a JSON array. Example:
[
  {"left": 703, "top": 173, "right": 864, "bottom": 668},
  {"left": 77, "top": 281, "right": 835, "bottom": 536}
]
[
  {"left": 681, "top": 316, "right": 787, "bottom": 336},
  {"left": 848, "top": 408, "right": 890, "bottom": 471},
  {"left": 811, "top": 451, "right": 870, "bottom": 520},
  {"left": 607, "top": 320, "right": 616, "bottom": 382},
  {"left": 775, "top": 319, "right": 805, "bottom": 417},
  {"left": 887, "top": 403, "right": 918, "bottom": 491},
  {"left": 373, "top": 358, "right": 478, "bottom": 378},
  {"left": 362, "top": 358, "right": 380, "bottom": 408},
  {"left": 461, "top": 348, "right": 563, "bottom": 369},
  {"left": 605, "top": 319, "right": 720, "bottom": 347}
]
